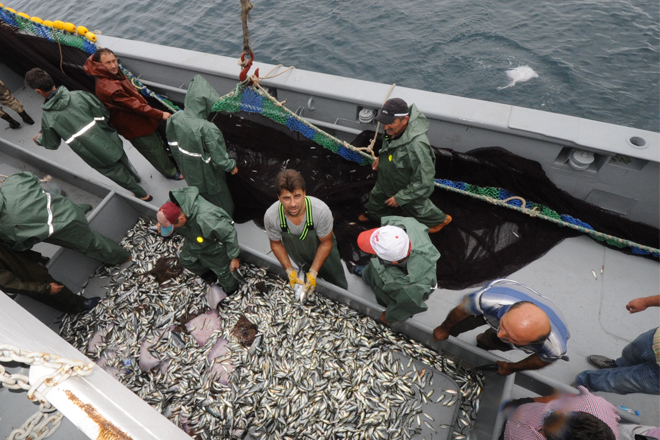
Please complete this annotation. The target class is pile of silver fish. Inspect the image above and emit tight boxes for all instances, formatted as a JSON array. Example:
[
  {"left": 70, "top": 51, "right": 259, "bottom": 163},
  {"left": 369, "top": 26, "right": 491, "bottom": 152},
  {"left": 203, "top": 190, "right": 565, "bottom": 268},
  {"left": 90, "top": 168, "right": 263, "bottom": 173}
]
[{"left": 60, "top": 219, "right": 483, "bottom": 440}]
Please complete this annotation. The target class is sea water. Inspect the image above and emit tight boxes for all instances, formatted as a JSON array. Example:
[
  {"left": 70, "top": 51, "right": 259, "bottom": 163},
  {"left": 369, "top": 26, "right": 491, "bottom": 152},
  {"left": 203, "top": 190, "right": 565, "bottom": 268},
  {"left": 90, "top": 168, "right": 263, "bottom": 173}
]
[{"left": 9, "top": 0, "right": 659, "bottom": 132}]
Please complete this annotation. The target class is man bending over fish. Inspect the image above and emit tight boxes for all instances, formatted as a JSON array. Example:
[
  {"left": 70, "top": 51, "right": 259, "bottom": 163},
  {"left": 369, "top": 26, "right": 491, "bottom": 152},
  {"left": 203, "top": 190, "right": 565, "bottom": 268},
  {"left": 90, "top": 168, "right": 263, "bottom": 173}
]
[{"left": 157, "top": 188, "right": 240, "bottom": 294}]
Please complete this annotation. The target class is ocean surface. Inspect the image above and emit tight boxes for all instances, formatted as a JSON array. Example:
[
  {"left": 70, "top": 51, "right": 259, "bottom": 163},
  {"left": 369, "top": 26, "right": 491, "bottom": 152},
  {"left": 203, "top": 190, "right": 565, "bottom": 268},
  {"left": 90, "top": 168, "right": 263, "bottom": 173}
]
[{"left": 9, "top": 0, "right": 660, "bottom": 132}]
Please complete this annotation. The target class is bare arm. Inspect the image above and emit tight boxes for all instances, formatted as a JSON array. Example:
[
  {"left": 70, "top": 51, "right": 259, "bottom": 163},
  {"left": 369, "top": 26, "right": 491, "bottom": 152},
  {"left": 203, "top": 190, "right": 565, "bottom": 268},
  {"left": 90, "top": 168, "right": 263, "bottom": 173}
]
[
  {"left": 626, "top": 295, "right": 660, "bottom": 313},
  {"left": 496, "top": 353, "right": 551, "bottom": 376},
  {"left": 433, "top": 305, "right": 472, "bottom": 341}
]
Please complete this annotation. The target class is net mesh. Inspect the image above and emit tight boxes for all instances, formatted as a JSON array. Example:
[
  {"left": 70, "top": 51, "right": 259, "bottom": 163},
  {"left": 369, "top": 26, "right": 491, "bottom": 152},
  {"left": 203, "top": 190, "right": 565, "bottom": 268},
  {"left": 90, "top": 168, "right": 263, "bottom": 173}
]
[{"left": 1, "top": 19, "right": 657, "bottom": 291}]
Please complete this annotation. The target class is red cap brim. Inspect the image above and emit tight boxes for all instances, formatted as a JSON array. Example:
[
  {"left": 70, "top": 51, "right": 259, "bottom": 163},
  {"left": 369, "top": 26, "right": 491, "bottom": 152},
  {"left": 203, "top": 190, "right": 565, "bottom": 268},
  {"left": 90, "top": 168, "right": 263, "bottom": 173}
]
[{"left": 357, "top": 228, "right": 379, "bottom": 254}]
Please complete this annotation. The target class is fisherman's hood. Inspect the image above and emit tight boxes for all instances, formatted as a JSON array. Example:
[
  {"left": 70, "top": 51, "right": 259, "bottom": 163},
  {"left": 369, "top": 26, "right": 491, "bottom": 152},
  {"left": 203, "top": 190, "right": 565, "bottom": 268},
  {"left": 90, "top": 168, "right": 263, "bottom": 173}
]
[
  {"left": 83, "top": 55, "right": 119, "bottom": 80},
  {"left": 397, "top": 104, "right": 429, "bottom": 144},
  {"left": 41, "top": 86, "right": 70, "bottom": 112},
  {"left": 183, "top": 75, "right": 221, "bottom": 119},
  {"left": 169, "top": 186, "right": 201, "bottom": 219}
]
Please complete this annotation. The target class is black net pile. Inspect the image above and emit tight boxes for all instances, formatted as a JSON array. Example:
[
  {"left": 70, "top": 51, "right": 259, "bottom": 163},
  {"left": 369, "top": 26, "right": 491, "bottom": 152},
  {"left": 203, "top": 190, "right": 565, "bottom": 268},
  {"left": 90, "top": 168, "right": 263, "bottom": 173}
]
[{"left": 1, "top": 26, "right": 657, "bottom": 291}]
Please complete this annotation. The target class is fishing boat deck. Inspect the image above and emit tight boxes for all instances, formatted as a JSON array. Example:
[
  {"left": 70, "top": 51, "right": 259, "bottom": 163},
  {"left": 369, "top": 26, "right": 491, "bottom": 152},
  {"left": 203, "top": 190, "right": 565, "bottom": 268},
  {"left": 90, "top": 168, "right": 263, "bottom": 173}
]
[{"left": 1, "top": 75, "right": 659, "bottom": 432}]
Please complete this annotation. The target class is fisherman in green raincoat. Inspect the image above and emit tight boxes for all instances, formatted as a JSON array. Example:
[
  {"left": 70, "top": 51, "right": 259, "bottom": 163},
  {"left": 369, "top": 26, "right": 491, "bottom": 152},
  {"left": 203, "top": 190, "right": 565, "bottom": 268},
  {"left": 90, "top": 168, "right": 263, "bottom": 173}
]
[
  {"left": 0, "top": 172, "right": 130, "bottom": 265},
  {"left": 355, "top": 216, "right": 440, "bottom": 324},
  {"left": 24, "top": 68, "right": 152, "bottom": 202},
  {"left": 264, "top": 170, "right": 348, "bottom": 293},
  {"left": 166, "top": 75, "right": 238, "bottom": 217},
  {"left": 157, "top": 187, "right": 241, "bottom": 294},
  {"left": 360, "top": 98, "right": 451, "bottom": 234}
]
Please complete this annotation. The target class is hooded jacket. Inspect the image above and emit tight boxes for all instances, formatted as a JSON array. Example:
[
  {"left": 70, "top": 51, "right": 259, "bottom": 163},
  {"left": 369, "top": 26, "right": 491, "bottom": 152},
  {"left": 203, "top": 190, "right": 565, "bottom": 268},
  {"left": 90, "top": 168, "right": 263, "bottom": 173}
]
[
  {"left": 166, "top": 75, "right": 236, "bottom": 196},
  {"left": 35, "top": 86, "right": 124, "bottom": 168},
  {"left": 0, "top": 172, "right": 90, "bottom": 252},
  {"left": 84, "top": 55, "right": 162, "bottom": 140},
  {"left": 169, "top": 187, "right": 240, "bottom": 259},
  {"left": 375, "top": 104, "right": 436, "bottom": 206},
  {"left": 362, "top": 216, "right": 440, "bottom": 322}
]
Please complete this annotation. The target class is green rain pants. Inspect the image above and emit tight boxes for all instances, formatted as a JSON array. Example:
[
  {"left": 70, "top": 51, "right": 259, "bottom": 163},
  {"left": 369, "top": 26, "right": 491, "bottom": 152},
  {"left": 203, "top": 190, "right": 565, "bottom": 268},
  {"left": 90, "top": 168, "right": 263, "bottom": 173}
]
[
  {"left": 281, "top": 229, "right": 348, "bottom": 289},
  {"left": 46, "top": 221, "right": 130, "bottom": 265},
  {"left": 95, "top": 152, "right": 148, "bottom": 198},
  {"left": 361, "top": 263, "right": 432, "bottom": 322},
  {"left": 179, "top": 242, "right": 239, "bottom": 294},
  {"left": 366, "top": 187, "right": 446, "bottom": 227},
  {"left": 130, "top": 131, "right": 178, "bottom": 178},
  {"left": 201, "top": 186, "right": 234, "bottom": 220}
]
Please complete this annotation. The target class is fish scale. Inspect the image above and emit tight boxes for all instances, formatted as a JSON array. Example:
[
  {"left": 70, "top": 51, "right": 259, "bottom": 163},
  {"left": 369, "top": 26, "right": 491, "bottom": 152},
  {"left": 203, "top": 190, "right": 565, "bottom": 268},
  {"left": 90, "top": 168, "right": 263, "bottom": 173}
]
[{"left": 60, "top": 219, "right": 483, "bottom": 440}]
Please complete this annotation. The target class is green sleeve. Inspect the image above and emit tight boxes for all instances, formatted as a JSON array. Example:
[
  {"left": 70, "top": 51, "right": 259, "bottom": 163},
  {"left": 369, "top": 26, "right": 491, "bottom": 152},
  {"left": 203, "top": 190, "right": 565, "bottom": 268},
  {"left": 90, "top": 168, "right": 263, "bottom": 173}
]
[
  {"left": 394, "top": 140, "right": 435, "bottom": 206},
  {"left": 382, "top": 280, "right": 430, "bottom": 322},
  {"left": 37, "top": 121, "right": 63, "bottom": 150},
  {"left": 210, "top": 222, "right": 240, "bottom": 259},
  {"left": 203, "top": 125, "right": 236, "bottom": 173}
]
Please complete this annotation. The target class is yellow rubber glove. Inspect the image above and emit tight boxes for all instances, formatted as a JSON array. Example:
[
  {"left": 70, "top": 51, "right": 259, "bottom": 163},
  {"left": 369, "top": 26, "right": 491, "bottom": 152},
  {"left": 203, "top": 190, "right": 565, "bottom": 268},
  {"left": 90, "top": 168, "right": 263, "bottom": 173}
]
[
  {"left": 285, "top": 267, "right": 303, "bottom": 288},
  {"left": 303, "top": 269, "right": 318, "bottom": 294}
]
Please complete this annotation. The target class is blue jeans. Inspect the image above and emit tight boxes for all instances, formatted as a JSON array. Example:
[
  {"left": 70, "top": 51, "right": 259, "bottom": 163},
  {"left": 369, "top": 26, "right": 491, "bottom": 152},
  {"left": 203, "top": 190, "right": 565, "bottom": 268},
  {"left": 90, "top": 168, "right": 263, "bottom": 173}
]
[{"left": 576, "top": 328, "right": 660, "bottom": 395}]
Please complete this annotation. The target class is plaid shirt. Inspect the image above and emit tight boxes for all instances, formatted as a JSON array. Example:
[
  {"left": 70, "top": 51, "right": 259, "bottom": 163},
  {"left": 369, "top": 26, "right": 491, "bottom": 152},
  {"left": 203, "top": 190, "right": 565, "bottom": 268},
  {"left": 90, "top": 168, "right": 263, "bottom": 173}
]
[{"left": 504, "top": 386, "right": 620, "bottom": 440}]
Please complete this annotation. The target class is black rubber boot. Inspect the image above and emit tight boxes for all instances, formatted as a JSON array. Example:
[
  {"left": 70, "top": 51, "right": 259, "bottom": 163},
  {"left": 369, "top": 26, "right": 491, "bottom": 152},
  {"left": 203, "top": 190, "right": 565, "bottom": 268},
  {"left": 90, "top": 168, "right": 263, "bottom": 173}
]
[
  {"left": 18, "top": 110, "right": 34, "bottom": 125},
  {"left": 1, "top": 113, "right": 20, "bottom": 128}
]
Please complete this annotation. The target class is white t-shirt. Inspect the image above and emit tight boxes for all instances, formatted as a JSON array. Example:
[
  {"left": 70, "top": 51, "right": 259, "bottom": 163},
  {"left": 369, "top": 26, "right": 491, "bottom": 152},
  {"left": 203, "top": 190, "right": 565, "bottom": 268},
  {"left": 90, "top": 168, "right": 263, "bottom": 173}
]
[{"left": 264, "top": 196, "right": 334, "bottom": 242}]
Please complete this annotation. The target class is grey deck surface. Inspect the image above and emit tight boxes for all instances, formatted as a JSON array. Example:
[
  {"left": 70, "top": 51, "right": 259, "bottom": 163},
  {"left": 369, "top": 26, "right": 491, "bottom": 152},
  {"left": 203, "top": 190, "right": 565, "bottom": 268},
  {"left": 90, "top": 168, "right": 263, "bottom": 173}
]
[{"left": 3, "top": 83, "right": 659, "bottom": 429}]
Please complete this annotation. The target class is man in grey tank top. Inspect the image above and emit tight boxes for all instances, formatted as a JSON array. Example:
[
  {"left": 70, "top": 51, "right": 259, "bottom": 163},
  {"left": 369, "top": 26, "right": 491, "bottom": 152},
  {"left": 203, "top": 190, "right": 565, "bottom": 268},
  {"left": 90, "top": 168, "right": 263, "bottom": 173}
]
[{"left": 264, "top": 170, "right": 348, "bottom": 294}]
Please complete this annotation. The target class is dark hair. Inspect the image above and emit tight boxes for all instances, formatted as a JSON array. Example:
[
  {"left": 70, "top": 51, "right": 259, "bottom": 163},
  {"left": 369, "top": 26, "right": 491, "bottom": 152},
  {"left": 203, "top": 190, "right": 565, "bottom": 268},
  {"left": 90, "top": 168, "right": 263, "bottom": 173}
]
[
  {"left": 275, "top": 170, "right": 306, "bottom": 195},
  {"left": 507, "top": 301, "right": 551, "bottom": 344},
  {"left": 92, "top": 48, "right": 115, "bottom": 63},
  {"left": 25, "top": 68, "right": 54, "bottom": 91},
  {"left": 543, "top": 411, "right": 615, "bottom": 440}
]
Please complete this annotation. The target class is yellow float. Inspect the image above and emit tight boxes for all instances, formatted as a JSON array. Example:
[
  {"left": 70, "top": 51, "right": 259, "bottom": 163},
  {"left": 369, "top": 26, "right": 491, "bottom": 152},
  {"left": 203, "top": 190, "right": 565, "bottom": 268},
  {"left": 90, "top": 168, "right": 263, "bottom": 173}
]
[
  {"left": 17, "top": 12, "right": 29, "bottom": 19},
  {"left": 62, "top": 22, "right": 75, "bottom": 33},
  {"left": 53, "top": 20, "right": 64, "bottom": 30},
  {"left": 31, "top": 17, "right": 43, "bottom": 24},
  {"left": 85, "top": 31, "right": 97, "bottom": 42},
  {"left": 5, "top": 7, "right": 15, "bottom": 13},
  {"left": 43, "top": 20, "right": 53, "bottom": 27},
  {"left": 76, "top": 25, "right": 88, "bottom": 36}
]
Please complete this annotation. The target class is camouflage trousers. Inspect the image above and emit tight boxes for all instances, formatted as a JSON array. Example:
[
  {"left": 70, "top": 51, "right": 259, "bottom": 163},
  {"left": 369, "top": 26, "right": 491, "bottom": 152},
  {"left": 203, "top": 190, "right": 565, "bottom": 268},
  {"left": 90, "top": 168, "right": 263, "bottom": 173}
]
[{"left": 0, "top": 80, "right": 24, "bottom": 118}]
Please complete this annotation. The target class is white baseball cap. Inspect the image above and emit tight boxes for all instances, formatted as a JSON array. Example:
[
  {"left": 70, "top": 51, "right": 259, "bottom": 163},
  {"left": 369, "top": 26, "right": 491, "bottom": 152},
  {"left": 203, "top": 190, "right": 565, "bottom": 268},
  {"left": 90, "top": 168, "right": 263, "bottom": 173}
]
[{"left": 357, "top": 225, "right": 411, "bottom": 262}]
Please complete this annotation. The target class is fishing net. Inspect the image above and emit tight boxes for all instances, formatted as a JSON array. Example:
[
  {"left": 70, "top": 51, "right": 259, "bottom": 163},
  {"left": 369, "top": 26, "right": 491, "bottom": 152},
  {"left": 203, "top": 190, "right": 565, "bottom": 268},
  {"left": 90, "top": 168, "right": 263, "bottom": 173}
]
[{"left": 0, "top": 20, "right": 657, "bottom": 291}]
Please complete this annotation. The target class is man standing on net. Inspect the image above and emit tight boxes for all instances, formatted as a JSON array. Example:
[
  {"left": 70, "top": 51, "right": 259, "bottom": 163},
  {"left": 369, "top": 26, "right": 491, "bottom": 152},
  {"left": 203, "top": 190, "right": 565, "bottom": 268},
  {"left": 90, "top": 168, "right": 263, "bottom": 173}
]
[
  {"left": 166, "top": 75, "right": 238, "bottom": 217},
  {"left": 359, "top": 98, "right": 451, "bottom": 233}
]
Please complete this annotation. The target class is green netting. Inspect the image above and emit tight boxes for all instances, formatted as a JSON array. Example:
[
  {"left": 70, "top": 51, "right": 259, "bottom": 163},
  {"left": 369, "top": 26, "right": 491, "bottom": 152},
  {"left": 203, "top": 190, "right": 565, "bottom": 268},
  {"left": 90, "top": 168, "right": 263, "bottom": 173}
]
[
  {"left": 261, "top": 97, "right": 288, "bottom": 125},
  {"left": 212, "top": 93, "right": 242, "bottom": 114}
]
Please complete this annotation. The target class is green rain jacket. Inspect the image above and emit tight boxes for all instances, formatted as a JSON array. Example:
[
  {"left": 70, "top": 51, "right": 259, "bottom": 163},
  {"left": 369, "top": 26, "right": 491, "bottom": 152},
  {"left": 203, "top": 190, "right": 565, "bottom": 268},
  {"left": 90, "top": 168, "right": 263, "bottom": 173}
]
[
  {"left": 0, "top": 172, "right": 88, "bottom": 251},
  {"left": 362, "top": 216, "right": 440, "bottom": 322},
  {"left": 170, "top": 186, "right": 240, "bottom": 274},
  {"left": 374, "top": 104, "right": 436, "bottom": 206},
  {"left": 166, "top": 76, "right": 236, "bottom": 213},
  {"left": 35, "top": 86, "right": 124, "bottom": 168}
]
